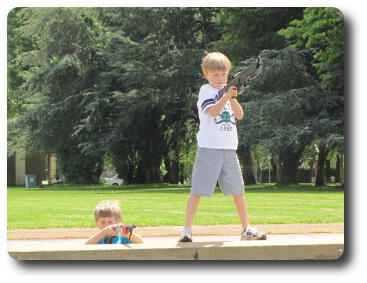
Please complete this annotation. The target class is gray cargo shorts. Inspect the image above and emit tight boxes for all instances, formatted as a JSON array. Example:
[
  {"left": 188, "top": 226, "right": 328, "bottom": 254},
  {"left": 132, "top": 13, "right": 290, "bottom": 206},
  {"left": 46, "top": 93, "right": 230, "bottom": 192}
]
[{"left": 190, "top": 147, "right": 245, "bottom": 197}]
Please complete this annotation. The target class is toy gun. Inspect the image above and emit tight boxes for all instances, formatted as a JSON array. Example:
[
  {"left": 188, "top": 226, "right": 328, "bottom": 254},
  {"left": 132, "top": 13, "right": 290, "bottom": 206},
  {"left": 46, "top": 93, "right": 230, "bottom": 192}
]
[
  {"left": 116, "top": 224, "right": 136, "bottom": 240},
  {"left": 218, "top": 56, "right": 263, "bottom": 99},
  {"left": 105, "top": 224, "right": 137, "bottom": 244}
]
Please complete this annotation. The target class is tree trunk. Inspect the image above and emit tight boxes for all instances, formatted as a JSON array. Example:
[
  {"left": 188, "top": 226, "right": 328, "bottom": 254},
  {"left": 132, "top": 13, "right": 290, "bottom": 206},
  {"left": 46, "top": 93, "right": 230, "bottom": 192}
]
[
  {"left": 136, "top": 155, "right": 162, "bottom": 183},
  {"left": 238, "top": 146, "right": 257, "bottom": 185},
  {"left": 310, "top": 159, "right": 317, "bottom": 183},
  {"left": 271, "top": 157, "right": 277, "bottom": 182},
  {"left": 309, "top": 160, "right": 313, "bottom": 182},
  {"left": 276, "top": 148, "right": 303, "bottom": 185},
  {"left": 113, "top": 155, "right": 135, "bottom": 185},
  {"left": 336, "top": 155, "right": 340, "bottom": 183},
  {"left": 315, "top": 145, "right": 328, "bottom": 186},
  {"left": 165, "top": 158, "right": 180, "bottom": 184},
  {"left": 340, "top": 153, "right": 344, "bottom": 185},
  {"left": 57, "top": 151, "right": 103, "bottom": 184},
  {"left": 325, "top": 159, "right": 331, "bottom": 183},
  {"left": 257, "top": 163, "right": 262, "bottom": 183}
]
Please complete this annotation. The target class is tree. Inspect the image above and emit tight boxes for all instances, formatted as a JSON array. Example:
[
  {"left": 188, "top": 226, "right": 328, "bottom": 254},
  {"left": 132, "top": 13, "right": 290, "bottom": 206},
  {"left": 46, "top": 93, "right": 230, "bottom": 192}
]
[
  {"left": 216, "top": 8, "right": 304, "bottom": 63},
  {"left": 76, "top": 8, "right": 219, "bottom": 183},
  {"left": 10, "top": 7, "right": 343, "bottom": 186},
  {"left": 215, "top": 8, "right": 304, "bottom": 184},
  {"left": 238, "top": 47, "right": 323, "bottom": 185},
  {"left": 7, "top": 8, "right": 36, "bottom": 156},
  {"left": 11, "top": 8, "right": 105, "bottom": 183},
  {"left": 278, "top": 8, "right": 344, "bottom": 185}
]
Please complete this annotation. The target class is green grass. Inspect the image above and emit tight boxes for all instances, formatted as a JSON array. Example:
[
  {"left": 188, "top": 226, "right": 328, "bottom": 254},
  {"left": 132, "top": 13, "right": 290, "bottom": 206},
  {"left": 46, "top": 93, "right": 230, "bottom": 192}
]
[{"left": 7, "top": 183, "right": 344, "bottom": 229}]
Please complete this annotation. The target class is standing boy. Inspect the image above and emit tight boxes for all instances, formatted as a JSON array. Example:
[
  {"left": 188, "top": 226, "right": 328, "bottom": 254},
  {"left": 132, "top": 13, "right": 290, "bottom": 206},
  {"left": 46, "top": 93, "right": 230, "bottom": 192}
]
[{"left": 178, "top": 52, "right": 266, "bottom": 242}]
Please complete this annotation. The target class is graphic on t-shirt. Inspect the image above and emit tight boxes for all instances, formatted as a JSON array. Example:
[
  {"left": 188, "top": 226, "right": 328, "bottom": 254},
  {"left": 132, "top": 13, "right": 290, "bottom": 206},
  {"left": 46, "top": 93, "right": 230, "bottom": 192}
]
[
  {"left": 212, "top": 95, "right": 236, "bottom": 131},
  {"left": 214, "top": 111, "right": 236, "bottom": 125},
  {"left": 215, "top": 107, "right": 236, "bottom": 132}
]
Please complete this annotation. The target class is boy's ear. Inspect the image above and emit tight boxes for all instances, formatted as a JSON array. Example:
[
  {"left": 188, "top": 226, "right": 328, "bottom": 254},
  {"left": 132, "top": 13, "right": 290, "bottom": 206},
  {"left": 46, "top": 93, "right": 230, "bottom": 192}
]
[{"left": 117, "top": 216, "right": 122, "bottom": 223}]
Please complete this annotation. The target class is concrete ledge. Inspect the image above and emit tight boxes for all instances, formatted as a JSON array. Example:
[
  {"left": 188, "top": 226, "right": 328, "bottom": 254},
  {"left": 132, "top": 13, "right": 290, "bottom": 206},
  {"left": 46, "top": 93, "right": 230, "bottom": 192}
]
[
  {"left": 8, "top": 234, "right": 344, "bottom": 261},
  {"left": 7, "top": 223, "right": 344, "bottom": 240}
]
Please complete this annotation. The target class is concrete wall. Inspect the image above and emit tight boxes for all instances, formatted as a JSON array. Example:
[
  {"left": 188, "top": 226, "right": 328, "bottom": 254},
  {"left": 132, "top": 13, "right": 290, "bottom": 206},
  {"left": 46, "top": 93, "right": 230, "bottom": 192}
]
[
  {"left": 7, "top": 154, "right": 16, "bottom": 185},
  {"left": 48, "top": 154, "right": 57, "bottom": 184}
]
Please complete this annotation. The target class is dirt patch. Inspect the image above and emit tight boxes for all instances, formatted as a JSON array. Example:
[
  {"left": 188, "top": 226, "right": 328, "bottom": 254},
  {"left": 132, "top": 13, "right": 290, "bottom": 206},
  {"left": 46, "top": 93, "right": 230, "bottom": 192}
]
[{"left": 7, "top": 223, "right": 344, "bottom": 240}]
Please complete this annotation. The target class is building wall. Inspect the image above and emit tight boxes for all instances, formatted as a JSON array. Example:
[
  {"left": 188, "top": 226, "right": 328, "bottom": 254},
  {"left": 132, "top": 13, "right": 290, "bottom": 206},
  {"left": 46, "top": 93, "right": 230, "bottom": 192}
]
[
  {"left": 48, "top": 154, "right": 57, "bottom": 184},
  {"left": 15, "top": 152, "right": 26, "bottom": 185},
  {"left": 7, "top": 152, "right": 46, "bottom": 186},
  {"left": 7, "top": 154, "right": 16, "bottom": 185}
]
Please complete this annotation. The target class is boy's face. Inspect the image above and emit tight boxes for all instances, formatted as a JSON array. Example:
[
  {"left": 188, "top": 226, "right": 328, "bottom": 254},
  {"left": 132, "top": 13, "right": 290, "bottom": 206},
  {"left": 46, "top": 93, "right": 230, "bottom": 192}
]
[
  {"left": 204, "top": 70, "right": 229, "bottom": 90},
  {"left": 96, "top": 216, "right": 121, "bottom": 230}
]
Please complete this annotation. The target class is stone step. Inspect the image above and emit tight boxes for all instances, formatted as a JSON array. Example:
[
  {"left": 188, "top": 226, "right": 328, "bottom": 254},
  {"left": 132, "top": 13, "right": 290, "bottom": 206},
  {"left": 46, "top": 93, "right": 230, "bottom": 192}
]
[{"left": 8, "top": 233, "right": 344, "bottom": 260}]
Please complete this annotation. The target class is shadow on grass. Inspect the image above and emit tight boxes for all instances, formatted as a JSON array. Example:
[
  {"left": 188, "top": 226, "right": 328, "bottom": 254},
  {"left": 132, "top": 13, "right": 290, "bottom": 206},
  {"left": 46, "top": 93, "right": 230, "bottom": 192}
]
[
  {"left": 245, "top": 184, "right": 344, "bottom": 194},
  {"left": 92, "top": 188, "right": 191, "bottom": 195},
  {"left": 8, "top": 183, "right": 344, "bottom": 194}
]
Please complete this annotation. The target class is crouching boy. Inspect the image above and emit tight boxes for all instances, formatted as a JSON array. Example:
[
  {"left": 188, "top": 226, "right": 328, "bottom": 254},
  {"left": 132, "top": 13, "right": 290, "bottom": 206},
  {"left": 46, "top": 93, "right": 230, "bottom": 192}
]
[{"left": 85, "top": 200, "right": 144, "bottom": 245}]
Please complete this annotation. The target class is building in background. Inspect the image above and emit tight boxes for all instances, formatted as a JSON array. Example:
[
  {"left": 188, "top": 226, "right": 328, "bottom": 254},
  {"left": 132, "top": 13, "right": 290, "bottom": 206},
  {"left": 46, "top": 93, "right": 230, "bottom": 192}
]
[{"left": 7, "top": 152, "right": 58, "bottom": 186}]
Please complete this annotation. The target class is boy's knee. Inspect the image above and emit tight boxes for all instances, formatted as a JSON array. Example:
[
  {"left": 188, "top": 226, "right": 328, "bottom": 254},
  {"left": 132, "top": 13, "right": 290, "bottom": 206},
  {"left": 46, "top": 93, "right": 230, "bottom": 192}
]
[{"left": 190, "top": 193, "right": 201, "bottom": 199}]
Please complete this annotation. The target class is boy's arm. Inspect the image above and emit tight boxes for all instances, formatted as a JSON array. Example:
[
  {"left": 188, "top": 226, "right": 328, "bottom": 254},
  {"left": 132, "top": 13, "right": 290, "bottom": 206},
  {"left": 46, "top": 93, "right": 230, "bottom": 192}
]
[
  {"left": 230, "top": 98, "right": 244, "bottom": 120},
  {"left": 128, "top": 231, "right": 144, "bottom": 243},
  {"left": 119, "top": 227, "right": 144, "bottom": 243},
  {"left": 85, "top": 224, "right": 120, "bottom": 245},
  {"left": 85, "top": 228, "right": 109, "bottom": 245},
  {"left": 84, "top": 225, "right": 144, "bottom": 244},
  {"left": 206, "top": 86, "right": 238, "bottom": 117}
]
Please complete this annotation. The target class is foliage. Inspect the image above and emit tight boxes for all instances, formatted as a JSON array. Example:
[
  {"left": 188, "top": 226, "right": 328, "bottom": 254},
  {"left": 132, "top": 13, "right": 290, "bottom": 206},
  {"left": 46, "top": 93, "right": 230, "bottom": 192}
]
[
  {"left": 7, "top": 8, "right": 344, "bottom": 185},
  {"left": 9, "top": 8, "right": 104, "bottom": 183},
  {"left": 215, "top": 8, "right": 304, "bottom": 63},
  {"left": 278, "top": 8, "right": 344, "bottom": 151},
  {"left": 75, "top": 8, "right": 219, "bottom": 183},
  {"left": 278, "top": 8, "right": 344, "bottom": 91},
  {"left": 236, "top": 47, "right": 323, "bottom": 184}
]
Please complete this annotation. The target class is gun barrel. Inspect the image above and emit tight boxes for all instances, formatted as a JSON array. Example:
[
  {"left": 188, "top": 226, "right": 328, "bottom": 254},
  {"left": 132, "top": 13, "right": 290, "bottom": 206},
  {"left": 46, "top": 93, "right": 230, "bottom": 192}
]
[
  {"left": 117, "top": 224, "right": 136, "bottom": 229},
  {"left": 217, "top": 56, "right": 262, "bottom": 99}
]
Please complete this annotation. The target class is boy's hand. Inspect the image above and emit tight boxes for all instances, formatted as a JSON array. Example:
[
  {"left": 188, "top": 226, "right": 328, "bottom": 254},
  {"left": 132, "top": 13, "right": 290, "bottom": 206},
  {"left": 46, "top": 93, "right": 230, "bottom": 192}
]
[
  {"left": 111, "top": 224, "right": 133, "bottom": 237},
  {"left": 224, "top": 85, "right": 238, "bottom": 99},
  {"left": 103, "top": 224, "right": 120, "bottom": 237},
  {"left": 119, "top": 226, "right": 132, "bottom": 238}
]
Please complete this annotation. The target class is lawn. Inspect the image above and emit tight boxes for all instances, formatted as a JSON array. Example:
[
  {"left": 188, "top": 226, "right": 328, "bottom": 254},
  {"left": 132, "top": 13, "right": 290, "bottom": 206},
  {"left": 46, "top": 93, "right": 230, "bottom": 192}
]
[{"left": 7, "top": 183, "right": 344, "bottom": 229}]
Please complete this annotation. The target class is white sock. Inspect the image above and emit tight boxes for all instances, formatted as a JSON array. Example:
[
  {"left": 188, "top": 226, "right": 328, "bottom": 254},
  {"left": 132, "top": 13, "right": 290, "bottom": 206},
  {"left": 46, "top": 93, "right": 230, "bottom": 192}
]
[
  {"left": 182, "top": 226, "right": 192, "bottom": 235},
  {"left": 243, "top": 226, "right": 252, "bottom": 232}
]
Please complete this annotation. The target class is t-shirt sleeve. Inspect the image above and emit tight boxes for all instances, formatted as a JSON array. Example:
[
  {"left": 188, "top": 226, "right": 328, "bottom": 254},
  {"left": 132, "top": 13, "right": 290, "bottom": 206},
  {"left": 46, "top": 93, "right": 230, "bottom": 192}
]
[
  {"left": 97, "top": 235, "right": 133, "bottom": 244},
  {"left": 198, "top": 85, "right": 216, "bottom": 113},
  {"left": 114, "top": 234, "right": 133, "bottom": 244}
]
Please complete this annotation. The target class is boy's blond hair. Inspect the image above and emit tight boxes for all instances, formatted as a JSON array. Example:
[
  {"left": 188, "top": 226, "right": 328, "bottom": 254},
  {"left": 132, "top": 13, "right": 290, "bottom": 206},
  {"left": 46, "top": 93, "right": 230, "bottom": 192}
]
[
  {"left": 201, "top": 52, "right": 232, "bottom": 75},
  {"left": 94, "top": 200, "right": 121, "bottom": 222}
]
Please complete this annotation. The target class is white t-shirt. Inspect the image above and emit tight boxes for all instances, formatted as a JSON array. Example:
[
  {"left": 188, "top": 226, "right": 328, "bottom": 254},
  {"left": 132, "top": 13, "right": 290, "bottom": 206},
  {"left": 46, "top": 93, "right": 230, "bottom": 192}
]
[{"left": 196, "top": 84, "right": 238, "bottom": 150}]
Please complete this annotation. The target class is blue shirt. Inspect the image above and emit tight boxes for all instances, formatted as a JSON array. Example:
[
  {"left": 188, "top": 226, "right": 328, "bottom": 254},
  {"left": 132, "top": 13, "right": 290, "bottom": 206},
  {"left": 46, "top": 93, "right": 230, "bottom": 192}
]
[{"left": 98, "top": 234, "right": 133, "bottom": 244}]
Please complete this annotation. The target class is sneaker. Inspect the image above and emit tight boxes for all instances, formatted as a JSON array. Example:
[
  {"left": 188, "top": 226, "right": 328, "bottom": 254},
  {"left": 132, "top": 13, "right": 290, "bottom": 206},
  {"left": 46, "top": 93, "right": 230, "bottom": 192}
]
[
  {"left": 178, "top": 229, "right": 192, "bottom": 242},
  {"left": 241, "top": 226, "right": 267, "bottom": 240}
]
